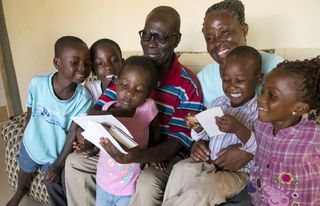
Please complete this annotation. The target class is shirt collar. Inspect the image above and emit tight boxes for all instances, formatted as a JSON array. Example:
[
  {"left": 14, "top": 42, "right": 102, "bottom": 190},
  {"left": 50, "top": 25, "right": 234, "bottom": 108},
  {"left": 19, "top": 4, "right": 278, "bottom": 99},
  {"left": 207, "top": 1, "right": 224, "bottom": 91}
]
[
  {"left": 160, "top": 54, "right": 181, "bottom": 87},
  {"left": 272, "top": 117, "right": 308, "bottom": 137}
]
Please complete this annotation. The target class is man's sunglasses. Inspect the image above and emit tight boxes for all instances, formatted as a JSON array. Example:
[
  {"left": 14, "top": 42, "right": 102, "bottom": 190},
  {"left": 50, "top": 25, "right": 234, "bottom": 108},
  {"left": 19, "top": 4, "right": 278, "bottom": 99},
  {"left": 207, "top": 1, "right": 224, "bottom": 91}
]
[{"left": 139, "top": 30, "right": 179, "bottom": 44}]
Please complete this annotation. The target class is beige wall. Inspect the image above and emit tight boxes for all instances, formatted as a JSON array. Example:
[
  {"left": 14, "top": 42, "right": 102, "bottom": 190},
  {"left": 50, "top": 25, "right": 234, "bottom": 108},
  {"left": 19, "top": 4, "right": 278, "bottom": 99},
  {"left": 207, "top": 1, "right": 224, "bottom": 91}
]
[
  {"left": 2, "top": 0, "right": 320, "bottom": 110},
  {"left": 0, "top": 71, "right": 6, "bottom": 107}
]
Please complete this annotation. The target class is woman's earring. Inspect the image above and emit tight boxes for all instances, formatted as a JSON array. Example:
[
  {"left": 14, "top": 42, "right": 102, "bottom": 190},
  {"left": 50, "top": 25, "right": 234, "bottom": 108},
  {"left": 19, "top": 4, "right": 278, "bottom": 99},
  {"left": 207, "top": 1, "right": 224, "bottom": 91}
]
[{"left": 292, "top": 111, "right": 296, "bottom": 115}]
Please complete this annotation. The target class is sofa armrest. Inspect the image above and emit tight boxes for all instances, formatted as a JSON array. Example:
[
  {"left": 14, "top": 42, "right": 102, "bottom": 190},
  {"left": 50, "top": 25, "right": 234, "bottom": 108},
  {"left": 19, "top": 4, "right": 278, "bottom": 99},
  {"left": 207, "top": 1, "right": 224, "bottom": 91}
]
[{"left": 0, "top": 112, "right": 27, "bottom": 142}]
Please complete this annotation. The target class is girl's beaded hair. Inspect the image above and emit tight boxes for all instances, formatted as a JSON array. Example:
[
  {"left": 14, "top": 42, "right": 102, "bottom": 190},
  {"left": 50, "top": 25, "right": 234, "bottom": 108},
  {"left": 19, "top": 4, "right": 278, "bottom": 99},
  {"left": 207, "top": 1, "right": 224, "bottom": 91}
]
[{"left": 276, "top": 56, "right": 320, "bottom": 110}]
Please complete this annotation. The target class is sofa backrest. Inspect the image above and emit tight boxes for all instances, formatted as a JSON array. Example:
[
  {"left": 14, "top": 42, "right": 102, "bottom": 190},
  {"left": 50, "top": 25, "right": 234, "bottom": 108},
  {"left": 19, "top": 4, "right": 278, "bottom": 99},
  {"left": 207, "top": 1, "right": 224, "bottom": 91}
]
[{"left": 120, "top": 48, "right": 320, "bottom": 75}]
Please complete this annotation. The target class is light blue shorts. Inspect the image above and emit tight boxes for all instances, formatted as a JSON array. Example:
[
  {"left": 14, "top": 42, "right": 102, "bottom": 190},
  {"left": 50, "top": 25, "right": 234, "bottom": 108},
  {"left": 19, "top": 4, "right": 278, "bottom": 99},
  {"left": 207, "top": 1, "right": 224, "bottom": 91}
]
[
  {"left": 96, "top": 184, "right": 131, "bottom": 206},
  {"left": 18, "top": 142, "right": 51, "bottom": 173}
]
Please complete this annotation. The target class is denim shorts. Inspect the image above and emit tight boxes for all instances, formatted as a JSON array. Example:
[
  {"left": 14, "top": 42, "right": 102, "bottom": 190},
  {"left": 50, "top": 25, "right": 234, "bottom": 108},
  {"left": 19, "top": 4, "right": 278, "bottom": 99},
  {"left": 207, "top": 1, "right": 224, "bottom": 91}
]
[
  {"left": 19, "top": 142, "right": 51, "bottom": 173},
  {"left": 96, "top": 184, "right": 131, "bottom": 206}
]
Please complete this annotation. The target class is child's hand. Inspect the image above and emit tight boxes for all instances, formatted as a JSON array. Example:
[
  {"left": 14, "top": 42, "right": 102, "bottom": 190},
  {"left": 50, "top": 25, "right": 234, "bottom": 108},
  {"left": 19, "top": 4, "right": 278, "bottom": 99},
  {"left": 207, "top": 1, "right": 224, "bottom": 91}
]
[
  {"left": 215, "top": 114, "right": 241, "bottom": 133},
  {"left": 44, "top": 165, "right": 61, "bottom": 183},
  {"left": 190, "top": 140, "right": 211, "bottom": 162},
  {"left": 100, "top": 137, "right": 135, "bottom": 164},
  {"left": 185, "top": 113, "right": 203, "bottom": 132},
  {"left": 73, "top": 129, "right": 99, "bottom": 156},
  {"left": 213, "top": 144, "right": 253, "bottom": 171}
]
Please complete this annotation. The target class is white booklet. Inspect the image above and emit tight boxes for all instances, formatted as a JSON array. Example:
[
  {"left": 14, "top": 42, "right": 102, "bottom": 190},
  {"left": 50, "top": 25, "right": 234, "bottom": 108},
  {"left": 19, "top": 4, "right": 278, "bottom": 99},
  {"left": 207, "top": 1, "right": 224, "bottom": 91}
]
[
  {"left": 72, "top": 115, "right": 138, "bottom": 154},
  {"left": 194, "top": 107, "right": 225, "bottom": 137}
]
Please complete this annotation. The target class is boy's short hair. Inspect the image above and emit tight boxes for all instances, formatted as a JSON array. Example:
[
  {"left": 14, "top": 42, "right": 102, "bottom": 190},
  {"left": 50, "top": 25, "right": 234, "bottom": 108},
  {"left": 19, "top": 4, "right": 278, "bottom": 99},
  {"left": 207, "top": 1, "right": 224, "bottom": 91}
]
[
  {"left": 226, "top": 45, "right": 262, "bottom": 74},
  {"left": 54, "top": 36, "right": 86, "bottom": 57},
  {"left": 90, "top": 38, "right": 122, "bottom": 58},
  {"left": 118, "top": 56, "right": 158, "bottom": 93}
]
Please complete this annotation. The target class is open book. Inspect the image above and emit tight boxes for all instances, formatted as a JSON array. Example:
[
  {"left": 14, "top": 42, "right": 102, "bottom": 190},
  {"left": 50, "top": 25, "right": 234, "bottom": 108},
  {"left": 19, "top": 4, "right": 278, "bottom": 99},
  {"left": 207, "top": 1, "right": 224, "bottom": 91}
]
[{"left": 72, "top": 115, "right": 138, "bottom": 154}]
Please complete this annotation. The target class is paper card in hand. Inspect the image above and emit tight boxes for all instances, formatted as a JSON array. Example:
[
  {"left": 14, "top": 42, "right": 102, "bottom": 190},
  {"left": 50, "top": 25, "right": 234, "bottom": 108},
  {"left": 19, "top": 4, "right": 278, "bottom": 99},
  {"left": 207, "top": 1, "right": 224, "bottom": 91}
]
[
  {"left": 72, "top": 115, "right": 138, "bottom": 154},
  {"left": 72, "top": 115, "right": 132, "bottom": 138},
  {"left": 80, "top": 120, "right": 128, "bottom": 154},
  {"left": 194, "top": 107, "right": 225, "bottom": 137}
]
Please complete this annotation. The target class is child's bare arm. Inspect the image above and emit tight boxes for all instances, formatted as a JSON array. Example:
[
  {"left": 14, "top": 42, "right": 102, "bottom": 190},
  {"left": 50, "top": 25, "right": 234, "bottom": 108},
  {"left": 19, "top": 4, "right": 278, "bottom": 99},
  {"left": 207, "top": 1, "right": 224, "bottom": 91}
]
[
  {"left": 21, "top": 107, "right": 32, "bottom": 134},
  {"left": 45, "top": 122, "right": 78, "bottom": 182},
  {"left": 215, "top": 114, "right": 251, "bottom": 144},
  {"left": 88, "top": 104, "right": 104, "bottom": 115},
  {"left": 26, "top": 107, "right": 32, "bottom": 125}
]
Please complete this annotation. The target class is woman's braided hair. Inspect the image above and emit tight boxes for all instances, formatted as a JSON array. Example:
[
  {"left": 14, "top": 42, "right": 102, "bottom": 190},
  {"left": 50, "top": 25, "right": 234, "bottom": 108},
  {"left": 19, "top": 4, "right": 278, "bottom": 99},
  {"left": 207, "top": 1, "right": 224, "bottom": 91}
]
[
  {"left": 276, "top": 56, "right": 320, "bottom": 110},
  {"left": 205, "top": 0, "right": 245, "bottom": 25}
]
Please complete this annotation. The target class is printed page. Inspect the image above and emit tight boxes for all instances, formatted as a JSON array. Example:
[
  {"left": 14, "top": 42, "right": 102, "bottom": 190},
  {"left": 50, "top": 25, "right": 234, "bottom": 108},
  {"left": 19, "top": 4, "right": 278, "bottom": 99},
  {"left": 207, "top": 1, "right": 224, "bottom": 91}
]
[{"left": 195, "top": 107, "right": 225, "bottom": 137}]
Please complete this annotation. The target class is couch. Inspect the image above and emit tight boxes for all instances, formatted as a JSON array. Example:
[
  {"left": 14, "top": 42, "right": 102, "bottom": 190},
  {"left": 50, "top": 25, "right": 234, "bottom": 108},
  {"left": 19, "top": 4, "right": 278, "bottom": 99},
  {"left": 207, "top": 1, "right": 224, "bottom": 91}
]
[
  {"left": 1, "top": 48, "right": 319, "bottom": 204},
  {"left": 0, "top": 112, "right": 50, "bottom": 204}
]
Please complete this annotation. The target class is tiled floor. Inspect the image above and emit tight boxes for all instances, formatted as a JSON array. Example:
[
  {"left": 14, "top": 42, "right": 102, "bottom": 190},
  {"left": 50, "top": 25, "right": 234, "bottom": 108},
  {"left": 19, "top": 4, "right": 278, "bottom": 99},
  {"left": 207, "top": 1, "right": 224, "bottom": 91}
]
[{"left": 0, "top": 136, "right": 46, "bottom": 206}]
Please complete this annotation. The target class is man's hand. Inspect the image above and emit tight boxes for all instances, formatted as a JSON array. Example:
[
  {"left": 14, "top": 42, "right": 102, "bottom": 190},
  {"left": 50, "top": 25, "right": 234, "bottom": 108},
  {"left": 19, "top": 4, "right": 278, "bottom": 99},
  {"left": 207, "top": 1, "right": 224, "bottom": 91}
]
[
  {"left": 213, "top": 144, "right": 253, "bottom": 171},
  {"left": 190, "top": 140, "right": 210, "bottom": 162}
]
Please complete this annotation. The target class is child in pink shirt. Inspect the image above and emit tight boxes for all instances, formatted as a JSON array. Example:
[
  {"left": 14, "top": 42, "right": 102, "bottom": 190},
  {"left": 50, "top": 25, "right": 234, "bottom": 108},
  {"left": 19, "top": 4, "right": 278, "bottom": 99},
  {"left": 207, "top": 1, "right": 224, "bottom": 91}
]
[
  {"left": 96, "top": 56, "right": 160, "bottom": 206},
  {"left": 248, "top": 57, "right": 320, "bottom": 206}
]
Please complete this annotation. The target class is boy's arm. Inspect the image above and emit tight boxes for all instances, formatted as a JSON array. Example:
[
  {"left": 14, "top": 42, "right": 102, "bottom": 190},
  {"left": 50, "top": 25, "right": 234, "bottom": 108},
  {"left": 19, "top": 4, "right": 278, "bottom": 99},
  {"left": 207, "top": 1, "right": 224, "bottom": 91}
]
[
  {"left": 26, "top": 107, "right": 32, "bottom": 125},
  {"left": 213, "top": 114, "right": 256, "bottom": 171},
  {"left": 233, "top": 122, "right": 252, "bottom": 145},
  {"left": 45, "top": 122, "right": 78, "bottom": 183},
  {"left": 215, "top": 114, "right": 251, "bottom": 144}
]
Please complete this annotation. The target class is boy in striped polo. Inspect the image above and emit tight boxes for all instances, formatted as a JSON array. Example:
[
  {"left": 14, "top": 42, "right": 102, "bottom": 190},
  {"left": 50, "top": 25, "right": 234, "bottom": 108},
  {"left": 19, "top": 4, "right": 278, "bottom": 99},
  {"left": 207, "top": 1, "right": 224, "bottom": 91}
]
[{"left": 162, "top": 46, "right": 262, "bottom": 205}]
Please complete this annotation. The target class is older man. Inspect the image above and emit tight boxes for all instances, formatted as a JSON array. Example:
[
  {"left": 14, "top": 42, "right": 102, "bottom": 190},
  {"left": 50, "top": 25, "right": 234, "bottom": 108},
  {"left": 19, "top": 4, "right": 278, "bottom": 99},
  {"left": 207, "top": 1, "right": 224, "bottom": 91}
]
[{"left": 64, "top": 6, "right": 203, "bottom": 206}]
